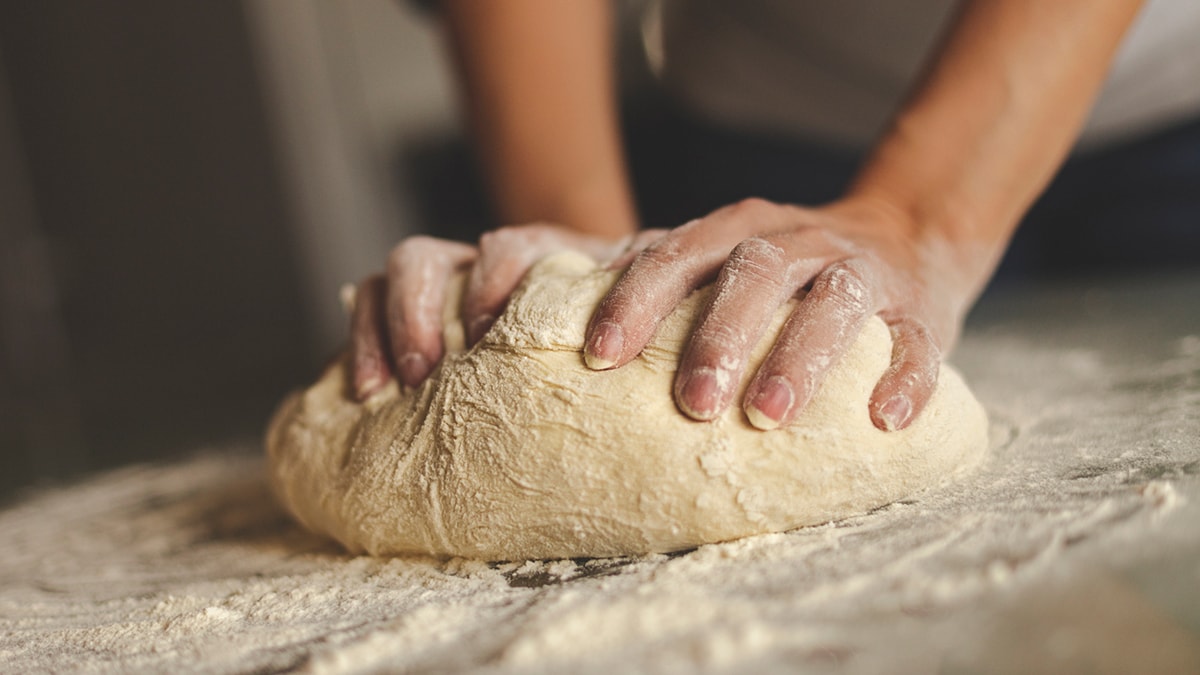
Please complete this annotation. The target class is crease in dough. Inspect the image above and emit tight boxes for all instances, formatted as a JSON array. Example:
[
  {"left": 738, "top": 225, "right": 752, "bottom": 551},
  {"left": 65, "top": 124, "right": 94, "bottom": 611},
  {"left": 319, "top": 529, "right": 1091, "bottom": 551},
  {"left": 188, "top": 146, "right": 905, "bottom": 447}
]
[{"left": 267, "top": 251, "right": 988, "bottom": 561}]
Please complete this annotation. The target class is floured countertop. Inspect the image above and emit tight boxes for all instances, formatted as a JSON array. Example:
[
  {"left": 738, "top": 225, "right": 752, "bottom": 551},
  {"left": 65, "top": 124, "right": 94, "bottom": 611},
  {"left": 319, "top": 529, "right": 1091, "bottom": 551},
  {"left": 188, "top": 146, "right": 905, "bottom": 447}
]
[{"left": 2, "top": 271, "right": 1198, "bottom": 674}]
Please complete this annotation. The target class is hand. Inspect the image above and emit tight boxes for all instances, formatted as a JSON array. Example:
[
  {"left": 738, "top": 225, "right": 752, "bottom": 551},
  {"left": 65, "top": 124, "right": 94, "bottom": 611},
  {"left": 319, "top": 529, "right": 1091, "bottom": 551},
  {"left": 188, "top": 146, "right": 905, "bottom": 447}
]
[
  {"left": 583, "top": 197, "right": 971, "bottom": 432},
  {"left": 349, "top": 223, "right": 654, "bottom": 400}
]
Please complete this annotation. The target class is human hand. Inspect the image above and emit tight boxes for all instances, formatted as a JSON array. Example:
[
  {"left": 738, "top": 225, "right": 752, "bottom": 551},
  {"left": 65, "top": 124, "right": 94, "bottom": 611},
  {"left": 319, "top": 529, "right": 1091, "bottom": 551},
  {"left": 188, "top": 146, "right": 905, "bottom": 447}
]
[
  {"left": 583, "top": 197, "right": 972, "bottom": 432},
  {"left": 349, "top": 223, "right": 657, "bottom": 400}
]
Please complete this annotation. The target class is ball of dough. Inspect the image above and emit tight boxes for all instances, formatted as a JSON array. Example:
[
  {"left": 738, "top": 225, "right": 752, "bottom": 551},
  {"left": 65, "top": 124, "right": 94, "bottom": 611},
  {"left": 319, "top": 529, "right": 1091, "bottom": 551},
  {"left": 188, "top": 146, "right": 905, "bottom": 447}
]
[{"left": 266, "top": 251, "right": 988, "bottom": 560}]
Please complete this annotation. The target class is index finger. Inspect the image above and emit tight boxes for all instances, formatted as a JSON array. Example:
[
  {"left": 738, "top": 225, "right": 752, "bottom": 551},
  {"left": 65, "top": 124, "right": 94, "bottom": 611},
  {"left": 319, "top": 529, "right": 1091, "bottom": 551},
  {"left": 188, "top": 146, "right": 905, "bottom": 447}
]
[{"left": 584, "top": 199, "right": 796, "bottom": 370}]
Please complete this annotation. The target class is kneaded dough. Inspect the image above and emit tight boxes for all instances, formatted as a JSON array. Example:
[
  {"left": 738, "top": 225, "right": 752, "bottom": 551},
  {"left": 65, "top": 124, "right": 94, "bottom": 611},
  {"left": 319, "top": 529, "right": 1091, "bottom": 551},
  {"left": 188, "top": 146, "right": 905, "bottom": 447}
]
[{"left": 267, "top": 251, "right": 988, "bottom": 561}]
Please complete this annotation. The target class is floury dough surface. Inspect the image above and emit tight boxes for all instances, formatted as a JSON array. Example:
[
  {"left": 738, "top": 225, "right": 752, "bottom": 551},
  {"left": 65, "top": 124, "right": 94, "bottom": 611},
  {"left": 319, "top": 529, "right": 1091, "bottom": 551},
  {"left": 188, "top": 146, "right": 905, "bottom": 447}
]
[
  {"left": 267, "top": 252, "right": 988, "bottom": 560},
  {"left": 3, "top": 271, "right": 1199, "bottom": 673}
]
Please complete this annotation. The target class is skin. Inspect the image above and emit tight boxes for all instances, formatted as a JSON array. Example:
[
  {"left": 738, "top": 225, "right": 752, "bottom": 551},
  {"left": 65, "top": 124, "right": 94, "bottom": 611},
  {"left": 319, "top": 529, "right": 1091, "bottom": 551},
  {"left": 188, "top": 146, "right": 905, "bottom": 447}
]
[{"left": 353, "top": 0, "right": 1143, "bottom": 432}]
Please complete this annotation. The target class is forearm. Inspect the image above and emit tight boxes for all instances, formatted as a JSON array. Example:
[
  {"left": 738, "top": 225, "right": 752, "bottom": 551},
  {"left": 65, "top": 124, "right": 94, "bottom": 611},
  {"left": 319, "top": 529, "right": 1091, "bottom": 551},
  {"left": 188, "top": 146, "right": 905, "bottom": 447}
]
[
  {"left": 441, "top": 0, "right": 637, "bottom": 239},
  {"left": 849, "top": 0, "right": 1143, "bottom": 300}
]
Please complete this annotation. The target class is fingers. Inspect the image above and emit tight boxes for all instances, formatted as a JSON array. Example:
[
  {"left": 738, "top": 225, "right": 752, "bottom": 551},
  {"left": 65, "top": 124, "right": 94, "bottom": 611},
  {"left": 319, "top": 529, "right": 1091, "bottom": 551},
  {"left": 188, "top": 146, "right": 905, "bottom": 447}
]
[
  {"left": 673, "top": 236, "right": 830, "bottom": 420},
  {"left": 585, "top": 198, "right": 798, "bottom": 370},
  {"left": 463, "top": 224, "right": 628, "bottom": 344},
  {"left": 463, "top": 226, "right": 559, "bottom": 345},
  {"left": 350, "top": 275, "right": 390, "bottom": 399},
  {"left": 743, "top": 260, "right": 880, "bottom": 430},
  {"left": 868, "top": 319, "right": 940, "bottom": 431},
  {"left": 385, "top": 237, "right": 476, "bottom": 389},
  {"left": 362, "top": 223, "right": 629, "bottom": 401},
  {"left": 579, "top": 197, "right": 952, "bottom": 432},
  {"left": 584, "top": 221, "right": 718, "bottom": 371}
]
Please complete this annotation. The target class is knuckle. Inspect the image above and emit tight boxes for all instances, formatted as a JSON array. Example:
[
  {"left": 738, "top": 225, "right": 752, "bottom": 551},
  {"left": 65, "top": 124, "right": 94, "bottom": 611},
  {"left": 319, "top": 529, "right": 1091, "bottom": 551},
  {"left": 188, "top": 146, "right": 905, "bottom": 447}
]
[
  {"left": 476, "top": 228, "right": 507, "bottom": 253},
  {"left": 387, "top": 236, "right": 438, "bottom": 272},
  {"left": 730, "top": 236, "right": 785, "bottom": 263},
  {"left": 482, "top": 224, "right": 521, "bottom": 242},
  {"left": 480, "top": 224, "right": 554, "bottom": 259},
  {"left": 401, "top": 235, "right": 441, "bottom": 254},
  {"left": 628, "top": 228, "right": 669, "bottom": 254},
  {"left": 635, "top": 235, "right": 686, "bottom": 270},
  {"left": 815, "top": 262, "right": 872, "bottom": 313},
  {"left": 728, "top": 196, "right": 773, "bottom": 218},
  {"left": 726, "top": 237, "right": 786, "bottom": 282}
]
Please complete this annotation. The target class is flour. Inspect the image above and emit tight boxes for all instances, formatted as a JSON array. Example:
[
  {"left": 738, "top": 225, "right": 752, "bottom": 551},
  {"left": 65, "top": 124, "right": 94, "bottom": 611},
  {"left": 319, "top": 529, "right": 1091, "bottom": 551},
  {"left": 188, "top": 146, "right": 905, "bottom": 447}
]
[
  {"left": 267, "top": 251, "right": 987, "bottom": 560},
  {"left": 3, "top": 274, "right": 1199, "bottom": 673}
]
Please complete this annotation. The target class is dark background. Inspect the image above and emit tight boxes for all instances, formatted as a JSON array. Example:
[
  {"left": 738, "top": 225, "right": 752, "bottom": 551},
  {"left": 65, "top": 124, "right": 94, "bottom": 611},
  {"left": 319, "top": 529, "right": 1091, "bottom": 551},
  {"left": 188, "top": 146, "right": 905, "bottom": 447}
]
[
  {"left": 0, "top": 0, "right": 649, "bottom": 500},
  {"left": 0, "top": 1, "right": 310, "bottom": 498}
]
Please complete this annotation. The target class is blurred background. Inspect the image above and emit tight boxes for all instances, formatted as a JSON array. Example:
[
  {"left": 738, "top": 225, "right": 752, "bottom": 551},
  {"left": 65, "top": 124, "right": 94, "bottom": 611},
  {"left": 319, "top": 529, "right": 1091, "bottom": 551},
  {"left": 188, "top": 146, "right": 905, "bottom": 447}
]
[
  {"left": 0, "top": 0, "right": 483, "bottom": 498},
  {"left": 4, "top": 1, "right": 1193, "bottom": 500},
  {"left": 0, "top": 0, "right": 663, "bottom": 499}
]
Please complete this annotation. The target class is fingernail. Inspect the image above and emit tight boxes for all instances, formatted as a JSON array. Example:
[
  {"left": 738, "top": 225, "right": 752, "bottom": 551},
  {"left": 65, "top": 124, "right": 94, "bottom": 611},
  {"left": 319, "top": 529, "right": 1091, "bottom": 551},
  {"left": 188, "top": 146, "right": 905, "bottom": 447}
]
[
  {"left": 584, "top": 321, "right": 624, "bottom": 370},
  {"left": 746, "top": 376, "right": 794, "bottom": 431},
  {"left": 878, "top": 395, "right": 912, "bottom": 431},
  {"left": 468, "top": 314, "right": 494, "bottom": 344},
  {"left": 677, "top": 367, "right": 721, "bottom": 420},
  {"left": 397, "top": 353, "right": 431, "bottom": 388}
]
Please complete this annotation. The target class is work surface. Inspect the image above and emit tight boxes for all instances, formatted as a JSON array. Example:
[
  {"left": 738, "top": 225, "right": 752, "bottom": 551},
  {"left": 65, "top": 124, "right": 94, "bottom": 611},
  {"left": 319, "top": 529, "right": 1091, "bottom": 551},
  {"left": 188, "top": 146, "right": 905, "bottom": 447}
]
[{"left": 3, "top": 272, "right": 1199, "bottom": 674}]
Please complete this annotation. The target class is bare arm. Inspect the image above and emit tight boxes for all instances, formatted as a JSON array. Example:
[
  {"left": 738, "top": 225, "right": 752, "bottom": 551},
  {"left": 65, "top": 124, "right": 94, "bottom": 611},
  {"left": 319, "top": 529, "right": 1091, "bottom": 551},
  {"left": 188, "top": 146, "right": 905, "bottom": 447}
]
[
  {"left": 850, "top": 0, "right": 1146, "bottom": 308},
  {"left": 586, "top": 0, "right": 1144, "bottom": 430},
  {"left": 351, "top": 1, "right": 640, "bottom": 397},
  {"left": 441, "top": 0, "right": 637, "bottom": 239},
  {"left": 355, "top": 0, "right": 1142, "bottom": 423}
]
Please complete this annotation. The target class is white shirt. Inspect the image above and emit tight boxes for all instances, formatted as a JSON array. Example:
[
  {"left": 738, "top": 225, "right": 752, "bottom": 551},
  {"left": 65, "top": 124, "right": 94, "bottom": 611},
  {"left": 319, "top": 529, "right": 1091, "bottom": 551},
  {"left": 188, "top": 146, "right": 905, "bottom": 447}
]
[{"left": 653, "top": 0, "right": 1200, "bottom": 149}]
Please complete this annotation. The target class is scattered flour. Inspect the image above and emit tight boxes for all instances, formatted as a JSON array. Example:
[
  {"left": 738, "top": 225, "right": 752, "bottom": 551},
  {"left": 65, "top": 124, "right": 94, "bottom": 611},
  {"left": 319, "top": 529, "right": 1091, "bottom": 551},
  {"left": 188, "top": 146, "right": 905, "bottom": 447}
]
[{"left": 2, "top": 275, "right": 1199, "bottom": 673}]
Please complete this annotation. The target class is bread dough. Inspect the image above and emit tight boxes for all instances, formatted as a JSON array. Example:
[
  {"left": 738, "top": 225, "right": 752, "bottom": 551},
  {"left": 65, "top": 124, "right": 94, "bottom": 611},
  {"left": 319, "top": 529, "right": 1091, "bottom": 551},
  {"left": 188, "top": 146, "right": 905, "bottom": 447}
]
[{"left": 266, "top": 252, "right": 988, "bottom": 561}]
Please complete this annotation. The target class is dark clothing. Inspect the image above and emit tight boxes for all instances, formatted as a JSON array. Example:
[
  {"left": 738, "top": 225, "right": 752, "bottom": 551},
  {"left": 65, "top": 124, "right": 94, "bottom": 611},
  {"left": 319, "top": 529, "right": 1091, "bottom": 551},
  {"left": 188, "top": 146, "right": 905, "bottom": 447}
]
[{"left": 626, "top": 104, "right": 1200, "bottom": 283}]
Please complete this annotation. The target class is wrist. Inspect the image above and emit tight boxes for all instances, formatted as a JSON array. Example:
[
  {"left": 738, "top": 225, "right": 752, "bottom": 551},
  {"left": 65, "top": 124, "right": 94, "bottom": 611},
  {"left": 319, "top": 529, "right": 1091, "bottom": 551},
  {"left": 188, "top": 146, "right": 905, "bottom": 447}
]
[
  {"left": 843, "top": 168, "right": 1007, "bottom": 298},
  {"left": 831, "top": 187, "right": 995, "bottom": 317}
]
